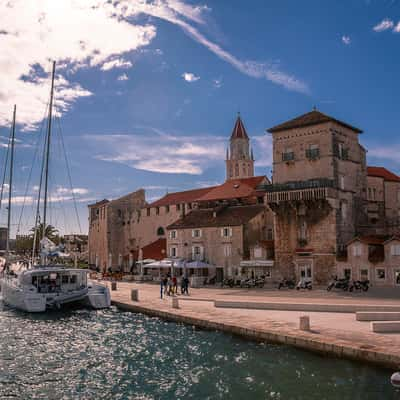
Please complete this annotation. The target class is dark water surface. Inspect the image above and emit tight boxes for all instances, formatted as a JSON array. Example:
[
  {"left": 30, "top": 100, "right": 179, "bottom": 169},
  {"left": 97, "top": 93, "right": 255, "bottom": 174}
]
[{"left": 0, "top": 303, "right": 398, "bottom": 400}]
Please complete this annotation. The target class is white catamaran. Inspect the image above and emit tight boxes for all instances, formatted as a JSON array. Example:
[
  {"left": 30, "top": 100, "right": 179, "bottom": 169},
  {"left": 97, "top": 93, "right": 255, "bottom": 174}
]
[{"left": 0, "top": 62, "right": 110, "bottom": 312}]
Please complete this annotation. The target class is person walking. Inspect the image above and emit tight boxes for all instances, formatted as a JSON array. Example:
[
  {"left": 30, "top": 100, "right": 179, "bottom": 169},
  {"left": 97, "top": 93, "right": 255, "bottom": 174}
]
[
  {"left": 172, "top": 276, "right": 177, "bottom": 295},
  {"left": 167, "top": 276, "right": 172, "bottom": 296},
  {"left": 160, "top": 276, "right": 164, "bottom": 299},
  {"left": 182, "top": 276, "right": 189, "bottom": 295}
]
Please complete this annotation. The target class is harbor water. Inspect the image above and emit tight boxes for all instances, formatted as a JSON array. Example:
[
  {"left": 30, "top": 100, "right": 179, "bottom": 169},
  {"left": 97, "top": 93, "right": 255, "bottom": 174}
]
[{"left": 0, "top": 303, "right": 398, "bottom": 400}]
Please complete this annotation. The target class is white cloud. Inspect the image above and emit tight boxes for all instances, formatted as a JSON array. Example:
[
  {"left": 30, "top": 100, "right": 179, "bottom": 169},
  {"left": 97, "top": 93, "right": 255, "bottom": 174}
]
[
  {"left": 0, "top": 0, "right": 308, "bottom": 130},
  {"left": 342, "top": 35, "right": 351, "bottom": 45},
  {"left": 117, "top": 73, "right": 129, "bottom": 81},
  {"left": 101, "top": 58, "right": 133, "bottom": 71},
  {"left": 182, "top": 72, "right": 200, "bottom": 82},
  {"left": 373, "top": 18, "right": 394, "bottom": 32},
  {"left": 253, "top": 135, "right": 273, "bottom": 169},
  {"left": 0, "top": 0, "right": 156, "bottom": 128},
  {"left": 55, "top": 187, "right": 89, "bottom": 196},
  {"left": 394, "top": 22, "right": 400, "bottom": 33},
  {"left": 85, "top": 130, "right": 226, "bottom": 175},
  {"left": 213, "top": 77, "right": 222, "bottom": 88}
]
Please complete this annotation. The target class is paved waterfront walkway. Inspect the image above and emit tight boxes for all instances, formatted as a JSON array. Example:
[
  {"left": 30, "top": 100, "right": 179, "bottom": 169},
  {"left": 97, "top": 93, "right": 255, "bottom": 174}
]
[{"left": 105, "top": 282, "right": 400, "bottom": 368}]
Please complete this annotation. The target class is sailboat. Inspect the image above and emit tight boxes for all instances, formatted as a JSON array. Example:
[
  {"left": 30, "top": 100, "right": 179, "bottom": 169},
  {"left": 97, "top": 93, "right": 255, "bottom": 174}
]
[{"left": 0, "top": 62, "right": 110, "bottom": 312}]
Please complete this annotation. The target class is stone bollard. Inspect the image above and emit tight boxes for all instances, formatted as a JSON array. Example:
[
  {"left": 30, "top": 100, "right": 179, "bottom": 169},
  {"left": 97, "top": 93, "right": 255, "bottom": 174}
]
[
  {"left": 131, "top": 289, "right": 139, "bottom": 302},
  {"left": 111, "top": 281, "right": 117, "bottom": 291},
  {"left": 299, "top": 315, "right": 310, "bottom": 331},
  {"left": 172, "top": 297, "right": 180, "bottom": 309}
]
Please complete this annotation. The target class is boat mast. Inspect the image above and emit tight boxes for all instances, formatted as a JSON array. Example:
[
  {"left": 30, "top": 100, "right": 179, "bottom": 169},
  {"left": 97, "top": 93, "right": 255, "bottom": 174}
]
[
  {"left": 6, "top": 105, "right": 16, "bottom": 257},
  {"left": 42, "top": 61, "right": 56, "bottom": 243}
]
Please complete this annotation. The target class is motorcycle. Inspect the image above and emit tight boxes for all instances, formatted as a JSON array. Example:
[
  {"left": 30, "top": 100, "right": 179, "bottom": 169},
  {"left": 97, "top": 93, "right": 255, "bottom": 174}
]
[
  {"left": 278, "top": 278, "right": 295, "bottom": 290},
  {"left": 221, "top": 278, "right": 235, "bottom": 288},
  {"left": 255, "top": 277, "right": 266, "bottom": 288},
  {"left": 327, "top": 276, "right": 350, "bottom": 291},
  {"left": 240, "top": 278, "right": 256, "bottom": 288},
  {"left": 296, "top": 279, "right": 312, "bottom": 290},
  {"left": 349, "top": 280, "right": 370, "bottom": 292}
]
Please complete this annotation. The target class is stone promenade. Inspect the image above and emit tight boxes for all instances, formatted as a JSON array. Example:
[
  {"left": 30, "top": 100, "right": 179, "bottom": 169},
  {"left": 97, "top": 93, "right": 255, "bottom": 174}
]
[{"left": 105, "top": 281, "right": 400, "bottom": 369}]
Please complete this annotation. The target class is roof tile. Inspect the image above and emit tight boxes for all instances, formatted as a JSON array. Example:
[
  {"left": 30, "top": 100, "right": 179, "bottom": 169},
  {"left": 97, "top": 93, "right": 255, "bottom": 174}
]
[{"left": 367, "top": 166, "right": 400, "bottom": 183}]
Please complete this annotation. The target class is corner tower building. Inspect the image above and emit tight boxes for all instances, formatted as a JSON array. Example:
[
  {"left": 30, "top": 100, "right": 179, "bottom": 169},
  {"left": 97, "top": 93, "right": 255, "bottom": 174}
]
[{"left": 226, "top": 114, "right": 254, "bottom": 180}]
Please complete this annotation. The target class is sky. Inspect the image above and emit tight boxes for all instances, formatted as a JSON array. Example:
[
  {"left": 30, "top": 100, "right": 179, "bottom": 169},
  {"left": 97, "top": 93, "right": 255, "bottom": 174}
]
[{"left": 0, "top": 0, "right": 399, "bottom": 236}]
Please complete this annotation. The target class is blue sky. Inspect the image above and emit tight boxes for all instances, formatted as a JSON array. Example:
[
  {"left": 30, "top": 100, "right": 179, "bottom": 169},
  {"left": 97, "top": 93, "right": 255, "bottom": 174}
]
[{"left": 0, "top": 0, "right": 399, "bottom": 235}]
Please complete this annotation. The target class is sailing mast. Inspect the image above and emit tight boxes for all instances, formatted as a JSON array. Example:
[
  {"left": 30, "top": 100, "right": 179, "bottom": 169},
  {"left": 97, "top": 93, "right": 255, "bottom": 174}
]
[
  {"left": 42, "top": 61, "right": 56, "bottom": 243},
  {"left": 6, "top": 105, "right": 16, "bottom": 257}
]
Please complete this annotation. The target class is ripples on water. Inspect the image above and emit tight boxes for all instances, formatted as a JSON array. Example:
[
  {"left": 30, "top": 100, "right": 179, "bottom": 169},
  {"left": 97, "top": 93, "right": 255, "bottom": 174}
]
[{"left": 0, "top": 302, "right": 397, "bottom": 400}]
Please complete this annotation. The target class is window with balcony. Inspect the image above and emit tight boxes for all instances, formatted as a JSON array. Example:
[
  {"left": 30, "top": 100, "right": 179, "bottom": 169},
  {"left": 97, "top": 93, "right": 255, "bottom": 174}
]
[
  {"left": 306, "top": 144, "right": 320, "bottom": 160},
  {"left": 282, "top": 148, "right": 294, "bottom": 162},
  {"left": 223, "top": 244, "right": 232, "bottom": 257}
]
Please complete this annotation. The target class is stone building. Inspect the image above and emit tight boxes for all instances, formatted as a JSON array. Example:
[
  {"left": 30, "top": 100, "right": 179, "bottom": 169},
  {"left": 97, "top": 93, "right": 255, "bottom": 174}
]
[
  {"left": 264, "top": 109, "right": 368, "bottom": 284},
  {"left": 337, "top": 236, "right": 400, "bottom": 287},
  {"left": 166, "top": 204, "right": 269, "bottom": 280}
]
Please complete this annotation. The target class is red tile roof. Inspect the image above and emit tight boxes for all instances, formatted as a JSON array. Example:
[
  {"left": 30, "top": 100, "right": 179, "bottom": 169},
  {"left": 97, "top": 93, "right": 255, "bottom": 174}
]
[
  {"left": 230, "top": 115, "right": 249, "bottom": 140},
  {"left": 141, "top": 238, "right": 166, "bottom": 261},
  {"left": 347, "top": 236, "right": 387, "bottom": 245},
  {"left": 167, "top": 205, "right": 266, "bottom": 229},
  {"left": 148, "top": 186, "right": 217, "bottom": 207},
  {"left": 196, "top": 176, "right": 267, "bottom": 202},
  {"left": 267, "top": 110, "right": 362, "bottom": 134},
  {"left": 367, "top": 166, "right": 400, "bottom": 183}
]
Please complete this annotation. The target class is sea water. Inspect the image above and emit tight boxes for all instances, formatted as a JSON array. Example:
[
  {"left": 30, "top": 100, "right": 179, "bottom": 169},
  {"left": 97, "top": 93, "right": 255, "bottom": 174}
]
[{"left": 0, "top": 303, "right": 397, "bottom": 399}]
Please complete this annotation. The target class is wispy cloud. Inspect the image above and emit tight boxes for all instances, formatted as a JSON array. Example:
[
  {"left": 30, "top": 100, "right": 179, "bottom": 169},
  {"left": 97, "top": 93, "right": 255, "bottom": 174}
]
[
  {"left": 342, "top": 35, "right": 351, "bottom": 45},
  {"left": 253, "top": 135, "right": 273, "bottom": 169},
  {"left": 373, "top": 18, "right": 395, "bottom": 32},
  {"left": 182, "top": 72, "right": 200, "bottom": 82},
  {"left": 0, "top": 0, "right": 309, "bottom": 130},
  {"left": 117, "top": 73, "right": 129, "bottom": 81},
  {"left": 213, "top": 77, "right": 222, "bottom": 88},
  {"left": 85, "top": 129, "right": 226, "bottom": 175},
  {"left": 101, "top": 58, "right": 133, "bottom": 71}
]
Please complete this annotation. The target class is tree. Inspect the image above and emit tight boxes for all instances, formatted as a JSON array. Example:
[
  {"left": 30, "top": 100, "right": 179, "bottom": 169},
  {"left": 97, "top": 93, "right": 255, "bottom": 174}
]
[{"left": 29, "top": 223, "right": 61, "bottom": 256}]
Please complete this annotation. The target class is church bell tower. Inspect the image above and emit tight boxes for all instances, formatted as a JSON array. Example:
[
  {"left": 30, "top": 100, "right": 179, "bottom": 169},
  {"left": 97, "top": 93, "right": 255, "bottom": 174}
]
[{"left": 225, "top": 114, "right": 254, "bottom": 180}]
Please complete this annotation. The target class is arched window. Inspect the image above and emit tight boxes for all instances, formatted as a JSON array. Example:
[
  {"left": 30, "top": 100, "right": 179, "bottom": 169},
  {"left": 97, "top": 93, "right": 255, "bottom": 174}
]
[{"left": 157, "top": 227, "right": 165, "bottom": 236}]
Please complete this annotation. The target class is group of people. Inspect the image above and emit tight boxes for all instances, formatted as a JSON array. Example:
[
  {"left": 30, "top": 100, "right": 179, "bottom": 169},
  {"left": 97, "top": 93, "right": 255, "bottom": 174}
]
[{"left": 160, "top": 274, "right": 190, "bottom": 298}]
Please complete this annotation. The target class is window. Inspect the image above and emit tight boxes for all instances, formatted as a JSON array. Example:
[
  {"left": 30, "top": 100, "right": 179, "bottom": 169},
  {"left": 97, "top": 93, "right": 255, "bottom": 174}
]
[
  {"left": 221, "top": 227, "right": 232, "bottom": 238},
  {"left": 267, "top": 228, "right": 273, "bottom": 241},
  {"left": 176, "top": 204, "right": 181, "bottom": 211},
  {"left": 299, "top": 220, "right": 307, "bottom": 240},
  {"left": 156, "top": 207, "right": 160, "bottom": 216},
  {"left": 223, "top": 244, "right": 232, "bottom": 257},
  {"left": 343, "top": 268, "right": 351, "bottom": 279},
  {"left": 368, "top": 188, "right": 372, "bottom": 200},
  {"left": 169, "top": 230, "right": 177, "bottom": 240},
  {"left": 170, "top": 247, "right": 177, "bottom": 257},
  {"left": 341, "top": 201, "right": 347, "bottom": 219},
  {"left": 192, "top": 246, "right": 203, "bottom": 260},
  {"left": 339, "top": 175, "right": 345, "bottom": 190},
  {"left": 254, "top": 247, "right": 262, "bottom": 258},
  {"left": 373, "top": 188, "right": 376, "bottom": 200},
  {"left": 353, "top": 244, "right": 362, "bottom": 256},
  {"left": 391, "top": 244, "right": 400, "bottom": 256},
  {"left": 376, "top": 268, "right": 386, "bottom": 280},
  {"left": 165, "top": 205, "right": 170, "bottom": 213},
  {"left": 62, "top": 275, "right": 69, "bottom": 284},
  {"left": 360, "top": 268, "right": 369, "bottom": 281},
  {"left": 157, "top": 227, "right": 165, "bottom": 236},
  {"left": 192, "top": 229, "right": 202, "bottom": 238},
  {"left": 70, "top": 275, "right": 77, "bottom": 284},
  {"left": 306, "top": 144, "right": 320, "bottom": 160},
  {"left": 282, "top": 148, "right": 294, "bottom": 162},
  {"left": 146, "top": 208, "right": 150, "bottom": 217}
]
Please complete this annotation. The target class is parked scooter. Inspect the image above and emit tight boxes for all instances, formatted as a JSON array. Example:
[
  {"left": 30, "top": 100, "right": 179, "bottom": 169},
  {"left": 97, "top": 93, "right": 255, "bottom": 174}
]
[
  {"left": 296, "top": 279, "right": 312, "bottom": 290},
  {"left": 327, "top": 276, "right": 350, "bottom": 291},
  {"left": 349, "top": 279, "right": 370, "bottom": 292},
  {"left": 254, "top": 277, "right": 266, "bottom": 288},
  {"left": 278, "top": 278, "right": 295, "bottom": 290},
  {"left": 221, "top": 278, "right": 235, "bottom": 288}
]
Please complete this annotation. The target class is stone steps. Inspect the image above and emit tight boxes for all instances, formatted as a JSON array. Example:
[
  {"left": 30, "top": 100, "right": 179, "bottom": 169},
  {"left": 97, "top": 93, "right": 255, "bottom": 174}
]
[
  {"left": 214, "top": 300, "right": 400, "bottom": 313},
  {"left": 356, "top": 312, "right": 400, "bottom": 321},
  {"left": 371, "top": 321, "right": 400, "bottom": 333}
]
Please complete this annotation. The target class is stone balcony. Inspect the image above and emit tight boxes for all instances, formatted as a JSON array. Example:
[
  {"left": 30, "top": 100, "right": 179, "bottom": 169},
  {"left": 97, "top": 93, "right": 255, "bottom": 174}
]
[{"left": 260, "top": 179, "right": 337, "bottom": 204}]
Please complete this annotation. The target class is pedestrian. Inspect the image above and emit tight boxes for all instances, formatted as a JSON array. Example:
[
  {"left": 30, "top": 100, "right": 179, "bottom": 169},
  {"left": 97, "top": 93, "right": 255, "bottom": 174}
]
[
  {"left": 163, "top": 276, "right": 168, "bottom": 295},
  {"left": 167, "top": 276, "right": 172, "bottom": 296},
  {"left": 182, "top": 276, "right": 189, "bottom": 295},
  {"left": 172, "top": 276, "right": 177, "bottom": 295},
  {"left": 160, "top": 276, "right": 164, "bottom": 299}
]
